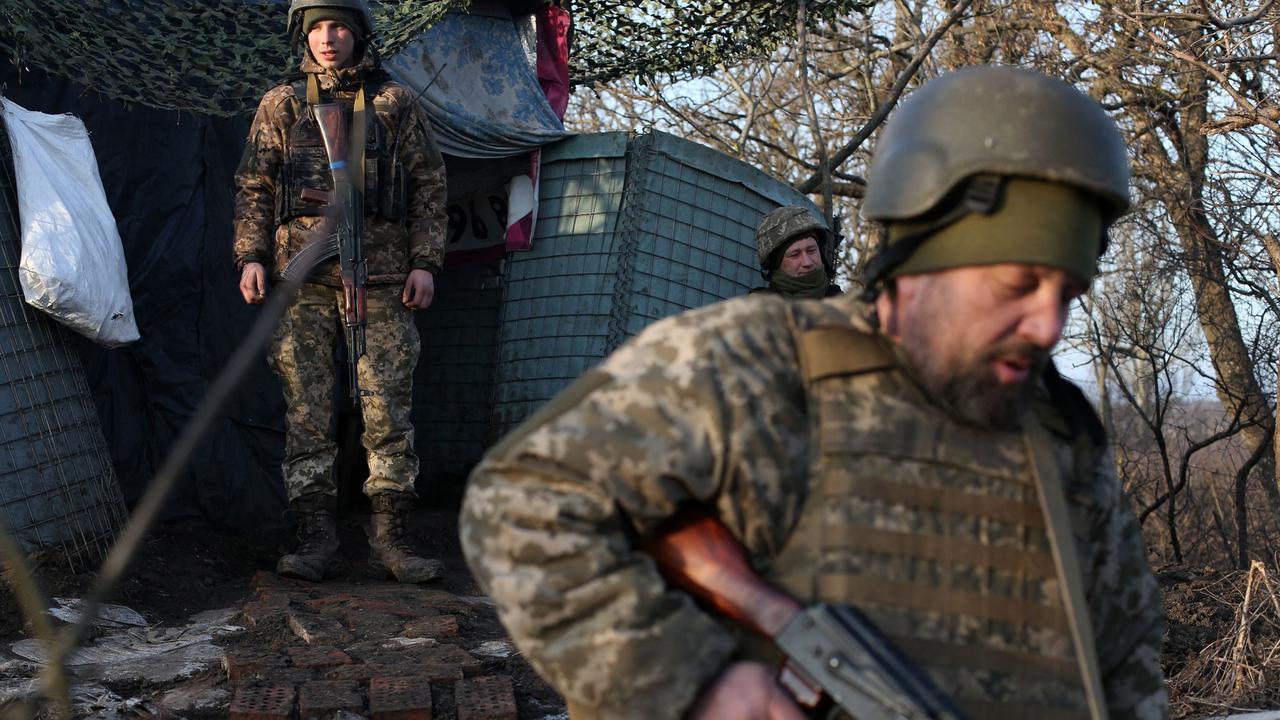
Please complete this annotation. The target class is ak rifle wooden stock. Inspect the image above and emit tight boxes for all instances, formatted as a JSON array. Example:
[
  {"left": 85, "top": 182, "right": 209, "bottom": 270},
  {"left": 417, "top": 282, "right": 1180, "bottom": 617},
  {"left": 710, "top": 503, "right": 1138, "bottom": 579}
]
[
  {"left": 644, "top": 510, "right": 968, "bottom": 720},
  {"left": 312, "top": 102, "right": 367, "bottom": 402}
]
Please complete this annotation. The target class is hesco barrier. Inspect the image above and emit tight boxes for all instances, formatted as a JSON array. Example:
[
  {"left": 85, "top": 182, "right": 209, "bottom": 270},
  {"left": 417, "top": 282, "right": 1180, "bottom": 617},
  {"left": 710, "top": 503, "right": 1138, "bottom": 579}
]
[
  {"left": 0, "top": 125, "right": 126, "bottom": 568},
  {"left": 412, "top": 265, "right": 504, "bottom": 484},
  {"left": 490, "top": 130, "right": 818, "bottom": 435}
]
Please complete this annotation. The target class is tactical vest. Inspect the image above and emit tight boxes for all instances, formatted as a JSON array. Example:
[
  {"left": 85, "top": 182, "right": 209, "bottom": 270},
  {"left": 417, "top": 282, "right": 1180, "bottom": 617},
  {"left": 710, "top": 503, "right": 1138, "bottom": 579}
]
[
  {"left": 766, "top": 322, "right": 1106, "bottom": 720},
  {"left": 276, "top": 78, "right": 407, "bottom": 226}
]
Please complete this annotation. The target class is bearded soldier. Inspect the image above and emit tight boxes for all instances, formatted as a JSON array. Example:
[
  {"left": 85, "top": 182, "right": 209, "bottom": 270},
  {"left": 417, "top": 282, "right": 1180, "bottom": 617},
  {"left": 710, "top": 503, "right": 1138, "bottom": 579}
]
[
  {"left": 749, "top": 206, "right": 842, "bottom": 298},
  {"left": 234, "top": 0, "right": 448, "bottom": 583},
  {"left": 460, "top": 66, "right": 1167, "bottom": 720}
]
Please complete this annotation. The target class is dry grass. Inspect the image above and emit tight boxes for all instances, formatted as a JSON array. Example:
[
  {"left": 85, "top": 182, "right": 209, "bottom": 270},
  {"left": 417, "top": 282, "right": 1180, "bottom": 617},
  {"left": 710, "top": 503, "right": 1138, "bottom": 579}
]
[{"left": 1169, "top": 561, "right": 1280, "bottom": 717}]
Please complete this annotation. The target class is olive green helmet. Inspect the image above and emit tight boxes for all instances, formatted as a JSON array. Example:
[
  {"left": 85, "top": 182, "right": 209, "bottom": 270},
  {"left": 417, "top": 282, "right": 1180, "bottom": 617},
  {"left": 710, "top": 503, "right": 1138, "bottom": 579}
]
[
  {"left": 755, "top": 206, "right": 830, "bottom": 275},
  {"left": 287, "top": 0, "right": 376, "bottom": 43},
  {"left": 860, "top": 65, "right": 1130, "bottom": 286}
]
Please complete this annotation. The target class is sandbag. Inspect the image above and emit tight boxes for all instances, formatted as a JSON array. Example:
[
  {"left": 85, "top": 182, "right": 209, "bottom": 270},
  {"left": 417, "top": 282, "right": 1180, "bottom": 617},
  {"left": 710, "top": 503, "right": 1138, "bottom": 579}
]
[{"left": 2, "top": 97, "right": 139, "bottom": 347}]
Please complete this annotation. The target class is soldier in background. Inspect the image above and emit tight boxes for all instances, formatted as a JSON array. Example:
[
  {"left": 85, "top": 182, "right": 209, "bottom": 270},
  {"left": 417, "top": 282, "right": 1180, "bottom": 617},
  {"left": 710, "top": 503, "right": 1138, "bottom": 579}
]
[
  {"left": 461, "top": 66, "right": 1167, "bottom": 720},
  {"left": 749, "top": 206, "right": 842, "bottom": 298},
  {"left": 234, "top": 0, "right": 448, "bottom": 583}
]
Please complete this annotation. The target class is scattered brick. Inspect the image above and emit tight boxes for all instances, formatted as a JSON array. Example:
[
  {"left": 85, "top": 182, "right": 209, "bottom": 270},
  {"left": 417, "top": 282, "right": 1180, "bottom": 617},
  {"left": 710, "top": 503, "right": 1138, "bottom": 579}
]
[
  {"left": 368, "top": 676, "right": 434, "bottom": 720},
  {"left": 288, "top": 610, "right": 352, "bottom": 645},
  {"left": 229, "top": 683, "right": 295, "bottom": 720},
  {"left": 323, "top": 662, "right": 394, "bottom": 682},
  {"left": 341, "top": 639, "right": 398, "bottom": 661},
  {"left": 303, "top": 593, "right": 359, "bottom": 612},
  {"left": 455, "top": 675, "right": 517, "bottom": 720},
  {"left": 223, "top": 651, "right": 284, "bottom": 685},
  {"left": 346, "top": 651, "right": 464, "bottom": 684},
  {"left": 250, "top": 571, "right": 313, "bottom": 595},
  {"left": 298, "top": 680, "right": 363, "bottom": 719},
  {"left": 353, "top": 598, "right": 433, "bottom": 618},
  {"left": 287, "top": 645, "right": 352, "bottom": 670},
  {"left": 344, "top": 609, "right": 406, "bottom": 637},
  {"left": 412, "top": 663, "right": 464, "bottom": 685},
  {"left": 345, "top": 584, "right": 458, "bottom": 607},
  {"left": 405, "top": 644, "right": 483, "bottom": 676},
  {"left": 402, "top": 615, "right": 458, "bottom": 639},
  {"left": 241, "top": 600, "right": 289, "bottom": 628},
  {"left": 258, "top": 667, "right": 319, "bottom": 686}
]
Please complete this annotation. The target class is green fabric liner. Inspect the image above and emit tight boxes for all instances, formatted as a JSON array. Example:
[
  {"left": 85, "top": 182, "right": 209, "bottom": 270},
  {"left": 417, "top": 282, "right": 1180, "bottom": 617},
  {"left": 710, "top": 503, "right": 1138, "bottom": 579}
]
[{"left": 888, "top": 177, "right": 1103, "bottom": 284}]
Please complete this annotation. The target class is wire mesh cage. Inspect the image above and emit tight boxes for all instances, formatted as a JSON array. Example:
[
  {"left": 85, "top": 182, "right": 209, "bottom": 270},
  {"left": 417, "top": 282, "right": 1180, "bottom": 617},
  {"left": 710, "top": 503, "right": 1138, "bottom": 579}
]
[
  {"left": 412, "top": 265, "right": 504, "bottom": 484},
  {"left": 0, "top": 119, "right": 127, "bottom": 570},
  {"left": 490, "top": 130, "right": 819, "bottom": 434}
]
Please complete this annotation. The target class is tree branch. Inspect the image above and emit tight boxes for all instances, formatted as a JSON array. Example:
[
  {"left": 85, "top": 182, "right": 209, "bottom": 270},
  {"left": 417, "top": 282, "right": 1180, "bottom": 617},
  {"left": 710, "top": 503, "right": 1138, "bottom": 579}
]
[
  {"left": 1196, "top": 0, "right": 1278, "bottom": 29},
  {"left": 796, "top": 0, "right": 977, "bottom": 194}
]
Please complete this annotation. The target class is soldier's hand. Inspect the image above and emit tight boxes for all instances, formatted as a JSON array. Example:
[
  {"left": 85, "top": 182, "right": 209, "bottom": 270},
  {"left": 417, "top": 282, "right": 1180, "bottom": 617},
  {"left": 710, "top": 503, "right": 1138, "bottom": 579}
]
[
  {"left": 239, "top": 262, "right": 267, "bottom": 305},
  {"left": 688, "top": 662, "right": 807, "bottom": 720},
  {"left": 403, "top": 268, "right": 435, "bottom": 310}
]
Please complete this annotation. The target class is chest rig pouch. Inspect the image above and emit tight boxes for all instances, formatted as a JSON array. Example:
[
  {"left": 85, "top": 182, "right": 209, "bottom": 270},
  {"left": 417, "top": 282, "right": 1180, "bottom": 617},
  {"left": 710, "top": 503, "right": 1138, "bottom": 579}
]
[
  {"left": 276, "top": 78, "right": 406, "bottom": 225},
  {"left": 765, "top": 322, "right": 1107, "bottom": 720}
]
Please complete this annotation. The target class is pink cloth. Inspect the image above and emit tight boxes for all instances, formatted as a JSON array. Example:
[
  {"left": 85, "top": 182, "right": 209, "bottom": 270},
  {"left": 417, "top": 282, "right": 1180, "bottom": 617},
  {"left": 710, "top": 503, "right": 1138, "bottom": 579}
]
[{"left": 505, "top": 5, "right": 570, "bottom": 252}]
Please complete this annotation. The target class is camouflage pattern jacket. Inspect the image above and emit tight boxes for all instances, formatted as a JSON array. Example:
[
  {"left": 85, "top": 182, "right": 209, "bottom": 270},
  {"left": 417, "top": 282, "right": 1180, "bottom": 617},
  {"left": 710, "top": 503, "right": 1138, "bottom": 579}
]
[
  {"left": 234, "top": 51, "right": 448, "bottom": 286},
  {"left": 461, "top": 293, "right": 1168, "bottom": 720}
]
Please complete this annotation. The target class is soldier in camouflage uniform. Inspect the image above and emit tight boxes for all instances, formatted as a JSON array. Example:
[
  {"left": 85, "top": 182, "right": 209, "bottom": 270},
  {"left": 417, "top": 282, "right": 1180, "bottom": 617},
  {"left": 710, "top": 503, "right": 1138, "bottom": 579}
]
[
  {"left": 461, "top": 66, "right": 1168, "bottom": 720},
  {"left": 749, "top": 205, "right": 842, "bottom": 298},
  {"left": 234, "top": 0, "right": 448, "bottom": 584}
]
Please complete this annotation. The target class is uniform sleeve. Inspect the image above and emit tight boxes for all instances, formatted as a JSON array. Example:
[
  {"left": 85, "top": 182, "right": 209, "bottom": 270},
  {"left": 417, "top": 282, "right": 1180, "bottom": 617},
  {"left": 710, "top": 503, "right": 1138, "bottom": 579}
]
[
  {"left": 233, "top": 88, "right": 288, "bottom": 272},
  {"left": 460, "top": 299, "right": 811, "bottom": 719},
  {"left": 397, "top": 103, "right": 447, "bottom": 275},
  {"left": 1086, "top": 449, "right": 1170, "bottom": 719}
]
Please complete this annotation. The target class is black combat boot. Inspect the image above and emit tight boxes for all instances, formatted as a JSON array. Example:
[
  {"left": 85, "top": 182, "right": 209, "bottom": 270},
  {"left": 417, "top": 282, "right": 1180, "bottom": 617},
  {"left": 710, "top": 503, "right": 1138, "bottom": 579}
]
[
  {"left": 276, "top": 493, "right": 340, "bottom": 582},
  {"left": 368, "top": 491, "right": 444, "bottom": 583}
]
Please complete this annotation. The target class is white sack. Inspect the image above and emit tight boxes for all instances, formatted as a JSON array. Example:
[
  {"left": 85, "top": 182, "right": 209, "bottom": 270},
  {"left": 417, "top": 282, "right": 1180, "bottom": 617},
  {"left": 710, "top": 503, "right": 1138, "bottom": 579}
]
[{"left": 1, "top": 98, "right": 139, "bottom": 347}]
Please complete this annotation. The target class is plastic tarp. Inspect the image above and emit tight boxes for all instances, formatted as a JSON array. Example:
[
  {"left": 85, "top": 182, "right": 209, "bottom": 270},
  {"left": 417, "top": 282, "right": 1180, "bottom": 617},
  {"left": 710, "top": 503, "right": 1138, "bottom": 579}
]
[
  {"left": 0, "top": 62, "right": 287, "bottom": 528},
  {"left": 2, "top": 98, "right": 139, "bottom": 347},
  {"left": 384, "top": 10, "right": 571, "bottom": 159}
]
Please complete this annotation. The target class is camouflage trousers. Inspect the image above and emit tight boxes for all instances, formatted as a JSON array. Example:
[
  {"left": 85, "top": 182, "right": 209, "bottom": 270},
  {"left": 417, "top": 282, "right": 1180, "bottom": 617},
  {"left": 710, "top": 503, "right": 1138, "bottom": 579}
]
[{"left": 268, "top": 282, "right": 421, "bottom": 501}]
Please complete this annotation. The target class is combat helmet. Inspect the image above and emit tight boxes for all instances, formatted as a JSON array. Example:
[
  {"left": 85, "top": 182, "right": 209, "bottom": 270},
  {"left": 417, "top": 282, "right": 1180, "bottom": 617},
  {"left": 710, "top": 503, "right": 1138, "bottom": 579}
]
[
  {"left": 859, "top": 65, "right": 1130, "bottom": 290},
  {"left": 755, "top": 206, "right": 831, "bottom": 278},
  {"left": 287, "top": 0, "right": 376, "bottom": 44}
]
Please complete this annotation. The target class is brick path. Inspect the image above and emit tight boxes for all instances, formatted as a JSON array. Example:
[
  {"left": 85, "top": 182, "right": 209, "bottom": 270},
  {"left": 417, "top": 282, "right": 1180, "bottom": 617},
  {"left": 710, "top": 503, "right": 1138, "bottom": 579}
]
[{"left": 225, "top": 572, "right": 521, "bottom": 720}]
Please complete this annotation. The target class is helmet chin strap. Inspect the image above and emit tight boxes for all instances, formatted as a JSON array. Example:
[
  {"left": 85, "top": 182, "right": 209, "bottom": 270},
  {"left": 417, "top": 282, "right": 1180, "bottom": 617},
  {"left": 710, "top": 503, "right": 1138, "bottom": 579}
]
[{"left": 858, "top": 174, "right": 1003, "bottom": 302}]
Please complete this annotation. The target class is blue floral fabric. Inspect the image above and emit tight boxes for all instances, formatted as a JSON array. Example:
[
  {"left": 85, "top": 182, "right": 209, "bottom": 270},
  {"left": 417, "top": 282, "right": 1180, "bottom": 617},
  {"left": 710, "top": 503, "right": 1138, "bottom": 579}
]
[{"left": 384, "top": 12, "right": 571, "bottom": 159}]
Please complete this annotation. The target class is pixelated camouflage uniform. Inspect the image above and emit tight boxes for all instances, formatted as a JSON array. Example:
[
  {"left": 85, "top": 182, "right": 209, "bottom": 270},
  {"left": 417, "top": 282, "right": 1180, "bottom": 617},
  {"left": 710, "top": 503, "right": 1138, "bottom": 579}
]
[
  {"left": 460, "top": 292, "right": 1168, "bottom": 720},
  {"left": 234, "top": 48, "right": 447, "bottom": 500}
]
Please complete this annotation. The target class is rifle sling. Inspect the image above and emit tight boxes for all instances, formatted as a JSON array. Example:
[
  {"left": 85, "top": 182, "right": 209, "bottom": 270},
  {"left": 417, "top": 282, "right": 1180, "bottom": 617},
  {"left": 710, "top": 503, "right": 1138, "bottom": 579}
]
[{"left": 1024, "top": 419, "right": 1110, "bottom": 720}]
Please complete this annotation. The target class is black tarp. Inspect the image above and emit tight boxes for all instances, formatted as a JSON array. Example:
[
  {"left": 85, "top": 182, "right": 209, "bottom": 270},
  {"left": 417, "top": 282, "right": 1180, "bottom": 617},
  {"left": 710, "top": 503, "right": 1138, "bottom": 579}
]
[{"left": 0, "top": 62, "right": 291, "bottom": 528}]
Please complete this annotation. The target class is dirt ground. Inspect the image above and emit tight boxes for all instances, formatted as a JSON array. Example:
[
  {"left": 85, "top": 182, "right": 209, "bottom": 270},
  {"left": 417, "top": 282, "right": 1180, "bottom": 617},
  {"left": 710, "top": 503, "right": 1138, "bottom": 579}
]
[
  {"left": 1159, "top": 563, "right": 1280, "bottom": 718},
  {"left": 4, "top": 500, "right": 1278, "bottom": 719},
  {"left": 0, "top": 498, "right": 566, "bottom": 719}
]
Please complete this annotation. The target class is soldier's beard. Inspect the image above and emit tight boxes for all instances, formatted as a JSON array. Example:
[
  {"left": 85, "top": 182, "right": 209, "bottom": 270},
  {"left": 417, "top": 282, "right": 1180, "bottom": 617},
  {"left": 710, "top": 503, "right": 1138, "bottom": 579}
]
[{"left": 904, "top": 337, "right": 1048, "bottom": 431}]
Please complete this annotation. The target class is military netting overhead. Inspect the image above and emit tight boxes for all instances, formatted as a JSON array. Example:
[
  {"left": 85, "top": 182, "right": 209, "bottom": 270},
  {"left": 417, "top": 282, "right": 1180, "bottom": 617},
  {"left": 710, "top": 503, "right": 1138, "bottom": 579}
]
[{"left": 0, "top": 0, "right": 867, "bottom": 117}]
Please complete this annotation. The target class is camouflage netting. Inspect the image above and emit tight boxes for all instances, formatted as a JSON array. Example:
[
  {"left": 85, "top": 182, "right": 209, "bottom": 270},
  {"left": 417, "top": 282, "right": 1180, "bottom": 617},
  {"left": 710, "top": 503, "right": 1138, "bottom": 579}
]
[{"left": 0, "top": 0, "right": 866, "bottom": 117}]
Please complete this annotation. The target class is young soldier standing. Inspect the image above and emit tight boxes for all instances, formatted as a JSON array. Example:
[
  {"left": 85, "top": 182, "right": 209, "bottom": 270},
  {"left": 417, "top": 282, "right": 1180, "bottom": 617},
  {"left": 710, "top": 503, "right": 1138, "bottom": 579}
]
[{"left": 234, "top": 0, "right": 448, "bottom": 583}]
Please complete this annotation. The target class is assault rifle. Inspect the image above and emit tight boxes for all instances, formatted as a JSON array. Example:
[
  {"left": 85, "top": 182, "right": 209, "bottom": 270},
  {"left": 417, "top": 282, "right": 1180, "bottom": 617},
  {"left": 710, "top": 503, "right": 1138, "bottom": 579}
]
[
  {"left": 644, "top": 510, "right": 968, "bottom": 720},
  {"left": 311, "top": 102, "right": 366, "bottom": 402}
]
